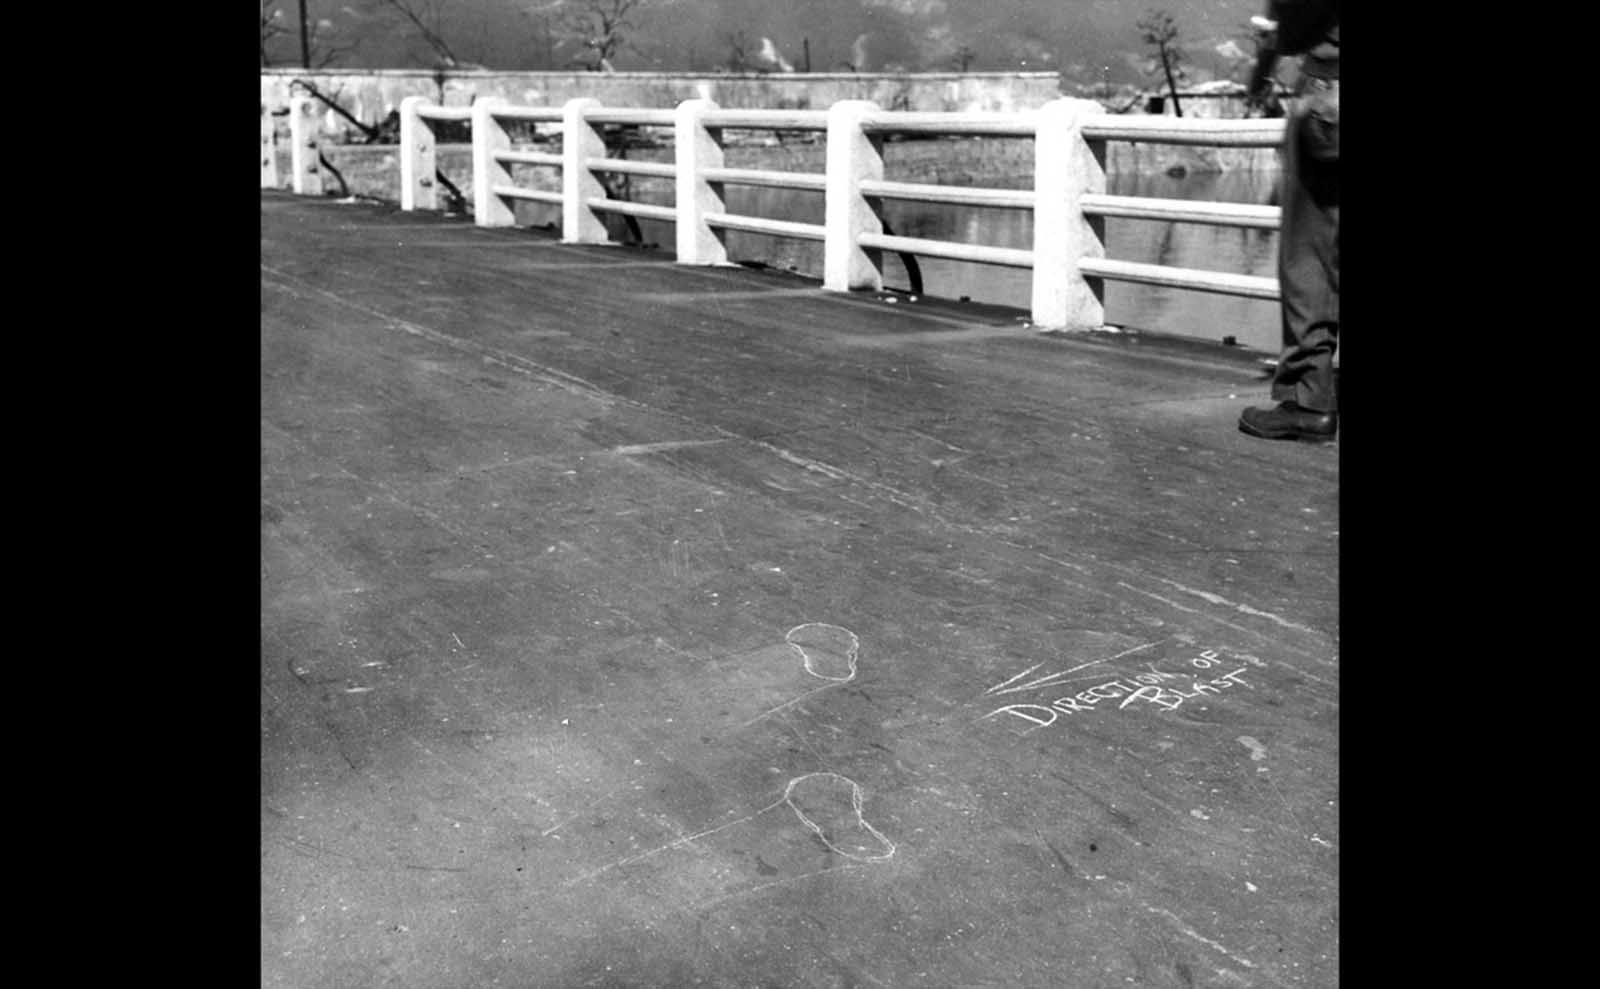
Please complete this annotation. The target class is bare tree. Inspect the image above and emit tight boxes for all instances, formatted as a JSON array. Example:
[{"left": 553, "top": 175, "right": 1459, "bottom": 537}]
[
  {"left": 378, "top": 0, "right": 469, "bottom": 67},
  {"left": 577, "top": 0, "right": 644, "bottom": 72},
  {"left": 722, "top": 31, "right": 753, "bottom": 73},
  {"left": 310, "top": 18, "right": 361, "bottom": 68},
  {"left": 527, "top": 0, "right": 644, "bottom": 72},
  {"left": 1137, "top": 9, "right": 1188, "bottom": 117},
  {"left": 261, "top": 2, "right": 289, "bottom": 66},
  {"left": 262, "top": 1, "right": 356, "bottom": 68},
  {"left": 523, "top": 0, "right": 680, "bottom": 72},
  {"left": 289, "top": 79, "right": 381, "bottom": 141},
  {"left": 262, "top": 2, "right": 359, "bottom": 68}
]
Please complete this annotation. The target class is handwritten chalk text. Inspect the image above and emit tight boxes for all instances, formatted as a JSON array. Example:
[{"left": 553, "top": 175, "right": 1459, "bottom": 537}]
[{"left": 979, "top": 646, "right": 1255, "bottom": 734}]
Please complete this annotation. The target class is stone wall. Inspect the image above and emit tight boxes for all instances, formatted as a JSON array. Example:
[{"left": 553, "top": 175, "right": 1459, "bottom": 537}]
[
  {"left": 262, "top": 69, "right": 1278, "bottom": 177},
  {"left": 261, "top": 69, "right": 1068, "bottom": 139}
]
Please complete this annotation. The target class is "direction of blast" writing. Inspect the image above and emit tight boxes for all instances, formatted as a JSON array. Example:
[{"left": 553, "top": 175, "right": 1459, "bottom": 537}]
[{"left": 979, "top": 648, "right": 1255, "bottom": 733}]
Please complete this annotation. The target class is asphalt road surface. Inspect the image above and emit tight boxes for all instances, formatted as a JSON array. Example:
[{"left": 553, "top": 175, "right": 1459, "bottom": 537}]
[{"left": 261, "top": 192, "right": 1338, "bottom": 988}]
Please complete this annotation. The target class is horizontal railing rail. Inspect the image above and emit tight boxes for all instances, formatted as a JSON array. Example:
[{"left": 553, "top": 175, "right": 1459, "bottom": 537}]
[
  {"left": 416, "top": 105, "right": 473, "bottom": 122},
  {"left": 701, "top": 109, "right": 830, "bottom": 132},
  {"left": 860, "top": 231, "right": 1035, "bottom": 269},
  {"left": 1078, "top": 258, "right": 1280, "bottom": 300},
  {"left": 1079, "top": 194, "right": 1279, "bottom": 228},
  {"left": 1082, "top": 116, "right": 1284, "bottom": 146},
  {"left": 584, "top": 158, "right": 677, "bottom": 179},
  {"left": 490, "top": 105, "right": 564, "bottom": 123},
  {"left": 859, "top": 180, "right": 1033, "bottom": 210},
  {"left": 493, "top": 149, "right": 564, "bottom": 169},
  {"left": 860, "top": 110, "right": 1037, "bottom": 138},
  {"left": 268, "top": 94, "right": 1286, "bottom": 332},
  {"left": 704, "top": 213, "right": 827, "bottom": 242},
  {"left": 701, "top": 167, "right": 827, "bottom": 193}
]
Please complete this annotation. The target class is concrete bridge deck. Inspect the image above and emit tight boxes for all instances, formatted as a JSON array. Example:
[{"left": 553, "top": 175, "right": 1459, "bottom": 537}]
[{"left": 260, "top": 190, "right": 1338, "bottom": 988}]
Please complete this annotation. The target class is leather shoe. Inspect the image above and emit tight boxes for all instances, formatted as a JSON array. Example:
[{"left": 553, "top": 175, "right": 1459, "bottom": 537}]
[{"left": 1238, "top": 401, "right": 1337, "bottom": 442}]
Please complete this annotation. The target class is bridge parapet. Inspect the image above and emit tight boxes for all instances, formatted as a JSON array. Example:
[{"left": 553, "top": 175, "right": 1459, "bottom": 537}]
[{"left": 262, "top": 97, "right": 1284, "bottom": 333}]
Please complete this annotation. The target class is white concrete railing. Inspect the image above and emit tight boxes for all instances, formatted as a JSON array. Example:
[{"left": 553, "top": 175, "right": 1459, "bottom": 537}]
[{"left": 266, "top": 96, "right": 1285, "bottom": 331}]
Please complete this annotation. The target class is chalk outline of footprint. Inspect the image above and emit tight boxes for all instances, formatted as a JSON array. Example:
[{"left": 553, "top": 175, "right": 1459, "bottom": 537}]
[
  {"left": 786, "top": 623, "right": 859, "bottom": 681},
  {"left": 740, "top": 622, "right": 859, "bottom": 727},
  {"left": 784, "top": 771, "right": 895, "bottom": 862},
  {"left": 560, "top": 625, "right": 893, "bottom": 891}
]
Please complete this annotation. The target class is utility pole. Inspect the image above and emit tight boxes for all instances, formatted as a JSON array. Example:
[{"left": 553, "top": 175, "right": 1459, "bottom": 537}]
[
  {"left": 803, "top": 38, "right": 811, "bottom": 73},
  {"left": 298, "top": 0, "right": 311, "bottom": 68}
]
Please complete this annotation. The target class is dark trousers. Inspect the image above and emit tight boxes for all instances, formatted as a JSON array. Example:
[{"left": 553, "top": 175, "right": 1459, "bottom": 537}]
[{"left": 1271, "top": 76, "right": 1340, "bottom": 413}]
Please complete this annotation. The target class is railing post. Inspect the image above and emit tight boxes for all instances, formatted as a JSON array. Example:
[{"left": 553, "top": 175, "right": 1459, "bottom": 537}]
[
  {"left": 1031, "top": 97, "right": 1107, "bottom": 331},
  {"left": 674, "top": 98, "right": 727, "bottom": 265},
  {"left": 288, "top": 96, "right": 323, "bottom": 196},
  {"left": 563, "top": 97, "right": 609, "bottom": 244},
  {"left": 471, "top": 97, "right": 515, "bottom": 227},
  {"left": 400, "top": 96, "right": 437, "bottom": 211},
  {"left": 824, "top": 100, "right": 884, "bottom": 292}
]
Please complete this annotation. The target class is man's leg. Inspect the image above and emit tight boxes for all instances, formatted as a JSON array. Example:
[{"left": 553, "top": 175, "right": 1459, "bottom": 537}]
[
  {"left": 1240, "top": 82, "right": 1339, "bottom": 441},
  {"left": 1272, "top": 91, "right": 1340, "bottom": 413}
]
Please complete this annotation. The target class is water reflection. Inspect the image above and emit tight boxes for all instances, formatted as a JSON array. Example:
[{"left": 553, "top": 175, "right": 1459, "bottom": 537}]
[
  {"left": 1103, "top": 169, "right": 1281, "bottom": 351},
  {"left": 516, "top": 165, "right": 1284, "bottom": 352}
]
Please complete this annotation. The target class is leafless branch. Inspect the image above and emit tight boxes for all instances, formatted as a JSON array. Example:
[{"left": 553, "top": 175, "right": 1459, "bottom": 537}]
[
  {"left": 289, "top": 78, "right": 382, "bottom": 142},
  {"left": 261, "top": 1, "right": 290, "bottom": 66},
  {"left": 1137, "top": 9, "right": 1188, "bottom": 116},
  {"left": 379, "top": 0, "right": 464, "bottom": 67}
]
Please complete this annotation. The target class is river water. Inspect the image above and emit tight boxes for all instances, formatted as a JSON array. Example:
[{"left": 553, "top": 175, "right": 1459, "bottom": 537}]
[{"left": 610, "top": 166, "right": 1283, "bottom": 353}]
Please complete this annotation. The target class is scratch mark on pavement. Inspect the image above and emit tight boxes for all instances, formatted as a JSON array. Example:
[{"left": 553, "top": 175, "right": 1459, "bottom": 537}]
[{"left": 1143, "top": 905, "right": 1258, "bottom": 970}]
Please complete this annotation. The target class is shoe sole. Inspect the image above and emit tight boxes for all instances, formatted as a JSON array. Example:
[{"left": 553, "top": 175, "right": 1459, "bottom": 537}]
[{"left": 1238, "top": 421, "right": 1337, "bottom": 443}]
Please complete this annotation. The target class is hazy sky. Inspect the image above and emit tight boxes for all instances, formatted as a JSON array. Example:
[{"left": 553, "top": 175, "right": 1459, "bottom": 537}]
[{"left": 263, "top": 1, "right": 1266, "bottom": 84}]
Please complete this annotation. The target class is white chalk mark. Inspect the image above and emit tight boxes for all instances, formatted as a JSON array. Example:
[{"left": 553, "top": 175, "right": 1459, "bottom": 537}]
[
  {"left": 982, "top": 662, "right": 1045, "bottom": 696},
  {"left": 1237, "top": 736, "right": 1269, "bottom": 762},
  {"left": 741, "top": 624, "right": 859, "bottom": 727},
  {"left": 740, "top": 682, "right": 835, "bottom": 727},
  {"left": 784, "top": 772, "right": 896, "bottom": 862},
  {"left": 1143, "top": 905, "right": 1258, "bottom": 969},
  {"left": 787, "top": 623, "right": 859, "bottom": 681},
  {"left": 609, "top": 439, "right": 727, "bottom": 456},
  {"left": 344, "top": 686, "right": 375, "bottom": 694},
  {"left": 1117, "top": 685, "right": 1163, "bottom": 710},
  {"left": 1150, "top": 576, "right": 1324, "bottom": 637},
  {"left": 562, "top": 798, "right": 787, "bottom": 887},
  {"left": 1030, "top": 551, "right": 1092, "bottom": 575},
  {"left": 451, "top": 633, "right": 466, "bottom": 649},
  {"left": 1114, "top": 583, "right": 1334, "bottom": 679},
  {"left": 987, "top": 639, "right": 1167, "bottom": 696},
  {"left": 539, "top": 778, "right": 646, "bottom": 837},
  {"left": 561, "top": 772, "right": 894, "bottom": 888}
]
